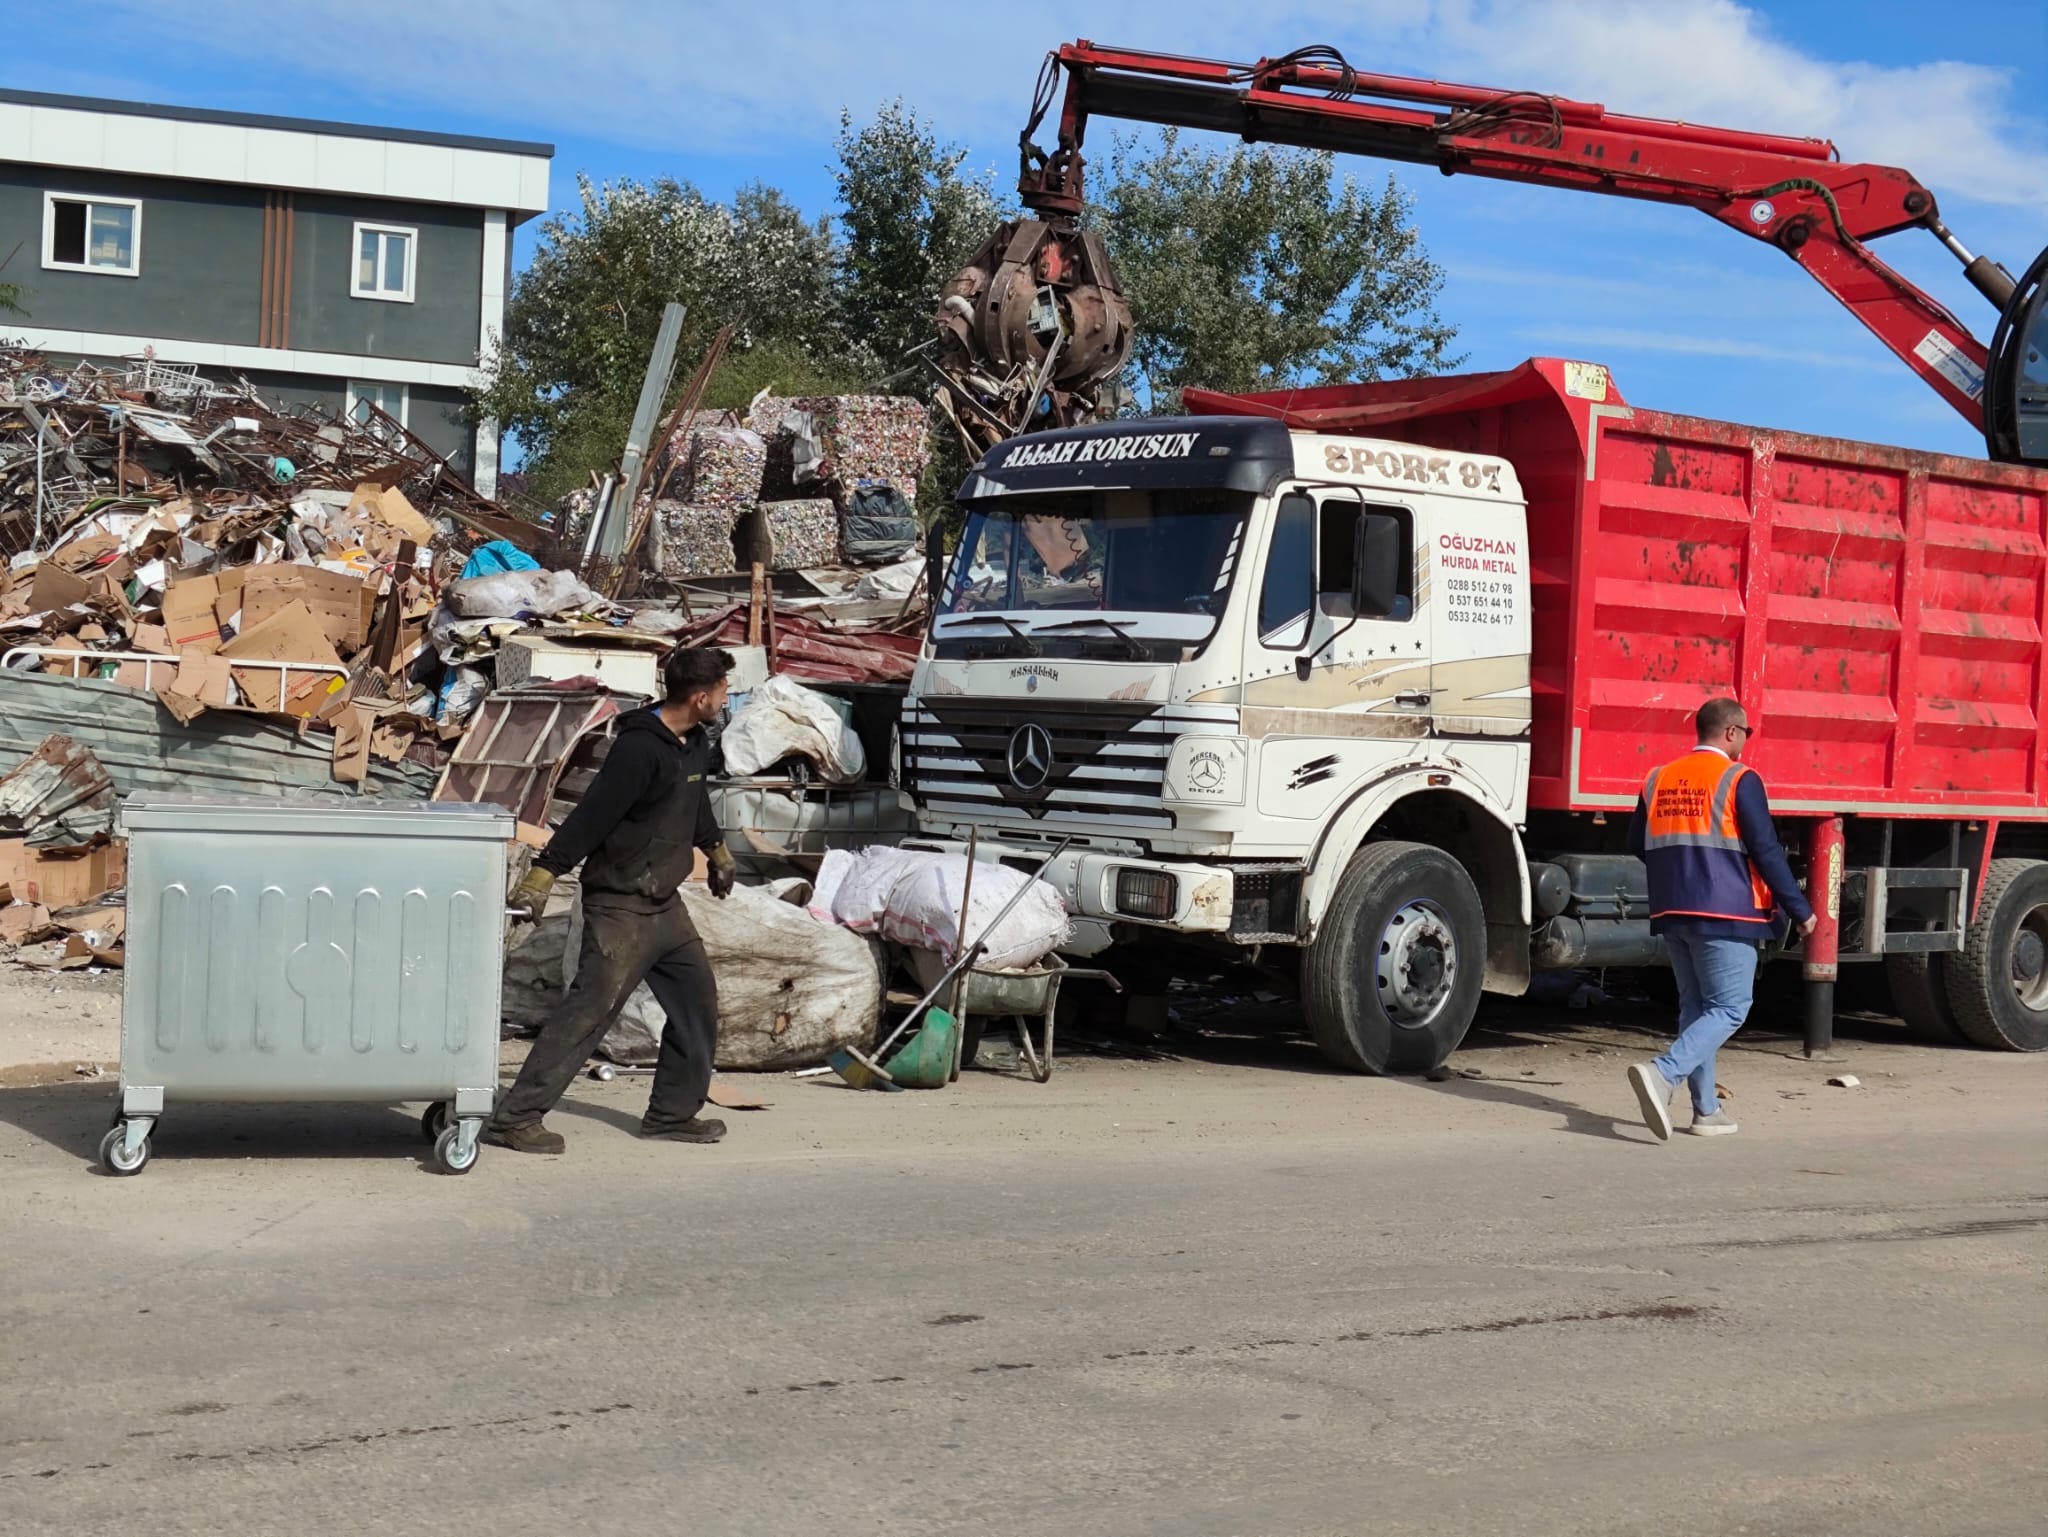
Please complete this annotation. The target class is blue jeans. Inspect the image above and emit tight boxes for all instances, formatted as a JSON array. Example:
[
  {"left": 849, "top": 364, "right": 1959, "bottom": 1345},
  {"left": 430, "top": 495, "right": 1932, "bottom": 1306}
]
[{"left": 1656, "top": 932, "right": 1759, "bottom": 1115}]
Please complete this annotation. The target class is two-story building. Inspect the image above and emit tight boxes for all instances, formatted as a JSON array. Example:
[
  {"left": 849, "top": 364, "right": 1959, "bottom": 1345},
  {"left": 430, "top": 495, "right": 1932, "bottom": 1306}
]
[{"left": 0, "top": 89, "right": 553, "bottom": 496}]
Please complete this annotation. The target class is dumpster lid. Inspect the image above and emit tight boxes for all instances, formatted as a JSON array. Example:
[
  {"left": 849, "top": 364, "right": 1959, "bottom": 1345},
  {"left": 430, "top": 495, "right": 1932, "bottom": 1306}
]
[{"left": 119, "top": 794, "right": 517, "bottom": 840}]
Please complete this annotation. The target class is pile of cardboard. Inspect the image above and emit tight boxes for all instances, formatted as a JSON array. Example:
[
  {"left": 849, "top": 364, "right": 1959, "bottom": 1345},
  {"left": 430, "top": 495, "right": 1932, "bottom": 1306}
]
[{"left": 2, "top": 477, "right": 454, "bottom": 778}]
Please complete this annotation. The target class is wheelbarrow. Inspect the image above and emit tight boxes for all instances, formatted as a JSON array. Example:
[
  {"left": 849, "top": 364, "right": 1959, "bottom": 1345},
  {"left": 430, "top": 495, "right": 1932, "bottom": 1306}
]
[{"left": 906, "top": 949, "right": 1122, "bottom": 1082}]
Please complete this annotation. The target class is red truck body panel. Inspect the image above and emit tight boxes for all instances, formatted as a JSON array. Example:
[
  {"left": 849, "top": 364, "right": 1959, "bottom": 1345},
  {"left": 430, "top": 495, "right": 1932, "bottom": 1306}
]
[{"left": 1187, "top": 360, "right": 2048, "bottom": 819}]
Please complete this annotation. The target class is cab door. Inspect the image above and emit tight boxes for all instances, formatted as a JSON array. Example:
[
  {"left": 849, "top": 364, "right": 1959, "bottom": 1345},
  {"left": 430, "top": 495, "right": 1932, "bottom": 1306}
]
[{"left": 1242, "top": 486, "right": 1429, "bottom": 822}]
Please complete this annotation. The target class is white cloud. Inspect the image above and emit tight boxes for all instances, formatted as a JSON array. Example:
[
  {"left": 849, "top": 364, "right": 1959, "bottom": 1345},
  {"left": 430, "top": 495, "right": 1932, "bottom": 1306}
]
[
  {"left": 1433, "top": 1, "right": 2048, "bottom": 211},
  {"left": 65, "top": 1, "right": 2046, "bottom": 215},
  {"left": 1517, "top": 324, "right": 1897, "bottom": 372}
]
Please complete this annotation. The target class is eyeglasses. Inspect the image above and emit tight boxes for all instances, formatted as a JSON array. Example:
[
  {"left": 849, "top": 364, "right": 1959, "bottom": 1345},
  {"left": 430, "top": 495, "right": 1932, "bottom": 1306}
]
[{"left": 1729, "top": 724, "right": 1756, "bottom": 740}]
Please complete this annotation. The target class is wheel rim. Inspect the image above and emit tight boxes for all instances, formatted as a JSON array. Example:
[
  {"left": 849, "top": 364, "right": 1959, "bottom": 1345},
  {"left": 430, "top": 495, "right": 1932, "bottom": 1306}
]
[
  {"left": 106, "top": 1132, "right": 144, "bottom": 1171},
  {"left": 2013, "top": 900, "right": 2048, "bottom": 1013},
  {"left": 440, "top": 1130, "right": 476, "bottom": 1170},
  {"left": 1376, "top": 899, "right": 1458, "bottom": 1029}
]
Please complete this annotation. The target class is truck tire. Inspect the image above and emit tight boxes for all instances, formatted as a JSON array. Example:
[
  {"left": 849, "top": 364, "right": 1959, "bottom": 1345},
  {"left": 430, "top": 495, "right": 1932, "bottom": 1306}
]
[
  {"left": 1304, "top": 841, "right": 1485, "bottom": 1074},
  {"left": 1943, "top": 859, "right": 2048, "bottom": 1052},
  {"left": 1883, "top": 953, "right": 1967, "bottom": 1045}
]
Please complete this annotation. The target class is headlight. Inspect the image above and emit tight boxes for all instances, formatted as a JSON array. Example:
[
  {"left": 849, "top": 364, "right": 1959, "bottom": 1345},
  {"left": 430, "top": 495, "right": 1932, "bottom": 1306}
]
[{"left": 1115, "top": 869, "right": 1179, "bottom": 919}]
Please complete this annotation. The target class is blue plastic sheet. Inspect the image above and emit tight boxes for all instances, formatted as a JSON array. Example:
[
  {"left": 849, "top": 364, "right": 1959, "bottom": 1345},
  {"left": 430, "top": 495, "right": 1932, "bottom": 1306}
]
[{"left": 460, "top": 540, "right": 541, "bottom": 578}]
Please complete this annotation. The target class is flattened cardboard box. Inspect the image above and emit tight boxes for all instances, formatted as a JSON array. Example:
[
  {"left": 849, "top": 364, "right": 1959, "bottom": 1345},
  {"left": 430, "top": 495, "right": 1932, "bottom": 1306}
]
[
  {"left": 241, "top": 565, "right": 368, "bottom": 653},
  {"left": 0, "top": 840, "right": 126, "bottom": 908},
  {"left": 161, "top": 575, "right": 223, "bottom": 652},
  {"left": 218, "top": 601, "right": 341, "bottom": 715},
  {"left": 28, "top": 563, "right": 91, "bottom": 613}
]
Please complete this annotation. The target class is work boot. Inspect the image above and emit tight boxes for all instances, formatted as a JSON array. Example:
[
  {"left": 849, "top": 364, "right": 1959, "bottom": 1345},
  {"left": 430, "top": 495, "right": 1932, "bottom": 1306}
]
[
  {"left": 1626, "top": 1062, "right": 1675, "bottom": 1143},
  {"left": 1685, "top": 1108, "right": 1739, "bottom": 1137},
  {"left": 485, "top": 1120, "right": 566, "bottom": 1154},
  {"left": 639, "top": 1116, "right": 727, "bottom": 1143}
]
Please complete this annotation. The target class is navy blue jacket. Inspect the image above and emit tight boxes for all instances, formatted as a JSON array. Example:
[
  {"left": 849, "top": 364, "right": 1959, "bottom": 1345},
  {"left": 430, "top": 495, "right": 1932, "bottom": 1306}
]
[{"left": 1627, "top": 758, "right": 1814, "bottom": 942}]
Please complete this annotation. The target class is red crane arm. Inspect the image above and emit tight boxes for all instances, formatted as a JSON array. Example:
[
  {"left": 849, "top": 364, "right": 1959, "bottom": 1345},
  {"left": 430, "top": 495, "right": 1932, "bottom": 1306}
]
[{"left": 1019, "top": 41, "right": 2009, "bottom": 428}]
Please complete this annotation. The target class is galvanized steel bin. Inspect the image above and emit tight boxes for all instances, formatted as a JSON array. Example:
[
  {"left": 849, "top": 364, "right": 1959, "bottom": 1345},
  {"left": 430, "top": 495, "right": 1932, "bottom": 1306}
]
[{"left": 105, "top": 795, "right": 514, "bottom": 1175}]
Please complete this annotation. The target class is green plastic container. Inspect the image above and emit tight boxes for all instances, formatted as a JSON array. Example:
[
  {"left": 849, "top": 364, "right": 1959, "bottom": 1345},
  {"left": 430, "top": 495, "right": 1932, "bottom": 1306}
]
[{"left": 882, "top": 1007, "right": 961, "bottom": 1089}]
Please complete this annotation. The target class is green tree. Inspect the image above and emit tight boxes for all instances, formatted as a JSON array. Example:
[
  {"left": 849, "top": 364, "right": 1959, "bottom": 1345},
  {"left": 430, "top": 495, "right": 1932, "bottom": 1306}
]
[
  {"left": 834, "top": 102, "right": 1010, "bottom": 375},
  {"left": 472, "top": 175, "right": 841, "bottom": 489},
  {"left": 0, "top": 283, "right": 23, "bottom": 317},
  {"left": 1094, "top": 130, "right": 1461, "bottom": 408}
]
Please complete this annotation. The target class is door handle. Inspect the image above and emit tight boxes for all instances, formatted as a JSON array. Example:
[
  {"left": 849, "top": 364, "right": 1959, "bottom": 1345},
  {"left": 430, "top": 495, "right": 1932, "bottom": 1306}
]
[{"left": 1395, "top": 691, "right": 1434, "bottom": 707}]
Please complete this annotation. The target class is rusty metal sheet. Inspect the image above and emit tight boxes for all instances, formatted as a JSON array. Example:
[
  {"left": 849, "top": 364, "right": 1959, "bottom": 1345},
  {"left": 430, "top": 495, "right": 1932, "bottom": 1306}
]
[
  {"left": 433, "top": 685, "right": 627, "bottom": 825},
  {"left": 0, "top": 732, "right": 117, "bottom": 848},
  {"left": 674, "top": 602, "right": 919, "bottom": 684}
]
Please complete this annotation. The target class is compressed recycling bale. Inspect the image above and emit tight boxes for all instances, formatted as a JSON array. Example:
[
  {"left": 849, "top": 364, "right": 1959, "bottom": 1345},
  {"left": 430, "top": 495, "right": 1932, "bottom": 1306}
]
[
  {"left": 747, "top": 395, "right": 930, "bottom": 507},
  {"left": 658, "top": 501, "right": 744, "bottom": 578},
  {"left": 665, "top": 422, "right": 766, "bottom": 507},
  {"left": 757, "top": 499, "right": 839, "bottom": 571},
  {"left": 745, "top": 396, "right": 805, "bottom": 501},
  {"left": 805, "top": 395, "right": 931, "bottom": 505}
]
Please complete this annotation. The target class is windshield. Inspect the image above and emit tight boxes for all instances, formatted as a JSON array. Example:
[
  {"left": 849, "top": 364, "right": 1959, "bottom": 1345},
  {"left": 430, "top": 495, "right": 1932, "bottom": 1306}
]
[{"left": 942, "top": 488, "right": 1248, "bottom": 636}]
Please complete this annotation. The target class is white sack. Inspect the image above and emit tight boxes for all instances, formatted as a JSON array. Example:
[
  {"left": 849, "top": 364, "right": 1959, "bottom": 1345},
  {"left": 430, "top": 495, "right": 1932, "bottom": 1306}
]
[
  {"left": 812, "top": 845, "right": 925, "bottom": 932},
  {"left": 564, "top": 883, "right": 880, "bottom": 1070},
  {"left": 851, "top": 555, "right": 924, "bottom": 602},
  {"left": 444, "top": 567, "right": 606, "bottom": 619},
  {"left": 720, "top": 674, "right": 866, "bottom": 783},
  {"left": 878, "top": 855, "right": 1071, "bottom": 971},
  {"left": 811, "top": 846, "right": 1071, "bottom": 971}
]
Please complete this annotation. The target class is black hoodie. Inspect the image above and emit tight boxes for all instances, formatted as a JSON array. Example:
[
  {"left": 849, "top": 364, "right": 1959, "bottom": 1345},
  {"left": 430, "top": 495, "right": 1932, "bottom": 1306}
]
[{"left": 537, "top": 708, "right": 720, "bottom": 906}]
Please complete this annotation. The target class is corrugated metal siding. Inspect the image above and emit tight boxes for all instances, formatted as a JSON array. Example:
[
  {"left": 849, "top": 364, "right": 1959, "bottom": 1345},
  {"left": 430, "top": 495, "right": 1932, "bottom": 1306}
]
[{"left": 0, "top": 671, "right": 439, "bottom": 802}]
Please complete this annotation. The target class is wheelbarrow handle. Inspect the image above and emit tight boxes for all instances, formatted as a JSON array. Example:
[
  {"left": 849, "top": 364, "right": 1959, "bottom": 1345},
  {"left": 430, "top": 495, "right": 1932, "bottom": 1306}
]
[{"left": 1052, "top": 968, "right": 1123, "bottom": 993}]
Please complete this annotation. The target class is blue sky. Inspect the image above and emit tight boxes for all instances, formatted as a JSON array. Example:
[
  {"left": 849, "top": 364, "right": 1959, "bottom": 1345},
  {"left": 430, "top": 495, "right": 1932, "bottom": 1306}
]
[{"left": 7, "top": 0, "right": 2044, "bottom": 459}]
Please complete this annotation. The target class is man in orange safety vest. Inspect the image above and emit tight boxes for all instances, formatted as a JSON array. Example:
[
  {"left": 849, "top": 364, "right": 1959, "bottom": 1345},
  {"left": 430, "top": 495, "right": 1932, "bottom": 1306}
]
[{"left": 1624, "top": 697, "right": 1817, "bottom": 1141}]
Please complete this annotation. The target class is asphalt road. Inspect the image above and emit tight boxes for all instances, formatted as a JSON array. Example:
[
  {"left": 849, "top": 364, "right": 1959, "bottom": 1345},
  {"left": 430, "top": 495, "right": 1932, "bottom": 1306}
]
[{"left": 2, "top": 1007, "right": 2042, "bottom": 1536}]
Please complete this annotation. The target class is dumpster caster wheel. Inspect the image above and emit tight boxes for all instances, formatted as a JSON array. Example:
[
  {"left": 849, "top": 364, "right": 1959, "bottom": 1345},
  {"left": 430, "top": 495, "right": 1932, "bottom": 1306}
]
[
  {"left": 99, "top": 1124, "right": 150, "bottom": 1176},
  {"left": 421, "top": 1102, "right": 452, "bottom": 1142},
  {"left": 433, "top": 1124, "right": 478, "bottom": 1175}
]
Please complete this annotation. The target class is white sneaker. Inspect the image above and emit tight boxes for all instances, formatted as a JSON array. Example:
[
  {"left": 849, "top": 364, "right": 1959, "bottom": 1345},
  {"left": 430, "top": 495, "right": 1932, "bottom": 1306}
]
[
  {"left": 1685, "top": 1109, "right": 1739, "bottom": 1136},
  {"left": 1627, "top": 1063, "right": 1675, "bottom": 1142}
]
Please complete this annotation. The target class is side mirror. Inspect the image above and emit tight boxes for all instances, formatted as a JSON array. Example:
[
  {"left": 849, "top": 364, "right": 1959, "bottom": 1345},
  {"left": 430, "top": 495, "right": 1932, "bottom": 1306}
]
[{"left": 1352, "top": 511, "right": 1403, "bottom": 617}]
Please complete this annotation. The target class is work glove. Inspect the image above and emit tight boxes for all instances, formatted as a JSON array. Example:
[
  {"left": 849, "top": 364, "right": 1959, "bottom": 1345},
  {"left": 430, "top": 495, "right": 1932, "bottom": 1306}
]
[
  {"left": 706, "top": 845, "right": 738, "bottom": 900},
  {"left": 509, "top": 865, "right": 555, "bottom": 920}
]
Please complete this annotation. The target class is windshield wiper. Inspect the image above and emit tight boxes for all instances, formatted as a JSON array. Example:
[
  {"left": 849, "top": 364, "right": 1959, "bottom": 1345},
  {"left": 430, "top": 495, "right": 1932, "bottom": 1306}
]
[
  {"left": 1034, "top": 616, "right": 1150, "bottom": 661},
  {"left": 943, "top": 614, "right": 1041, "bottom": 656}
]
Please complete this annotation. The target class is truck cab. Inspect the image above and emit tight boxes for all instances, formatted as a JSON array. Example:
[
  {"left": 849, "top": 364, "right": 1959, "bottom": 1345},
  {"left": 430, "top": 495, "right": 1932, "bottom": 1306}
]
[{"left": 900, "top": 415, "right": 1538, "bottom": 1073}]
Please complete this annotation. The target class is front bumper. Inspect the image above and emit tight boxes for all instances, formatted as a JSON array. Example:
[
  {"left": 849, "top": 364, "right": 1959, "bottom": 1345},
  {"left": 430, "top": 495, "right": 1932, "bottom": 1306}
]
[{"left": 903, "top": 837, "right": 1233, "bottom": 934}]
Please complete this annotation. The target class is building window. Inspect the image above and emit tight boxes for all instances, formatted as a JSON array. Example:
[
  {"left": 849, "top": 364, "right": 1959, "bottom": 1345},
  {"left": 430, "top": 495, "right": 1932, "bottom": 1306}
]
[
  {"left": 347, "top": 381, "right": 409, "bottom": 438},
  {"left": 43, "top": 193, "right": 142, "bottom": 276},
  {"left": 352, "top": 223, "right": 416, "bottom": 302}
]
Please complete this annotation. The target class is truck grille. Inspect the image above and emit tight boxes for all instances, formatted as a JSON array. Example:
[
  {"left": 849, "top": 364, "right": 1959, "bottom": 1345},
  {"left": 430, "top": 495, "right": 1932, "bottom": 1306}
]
[{"left": 903, "top": 699, "right": 1216, "bottom": 829}]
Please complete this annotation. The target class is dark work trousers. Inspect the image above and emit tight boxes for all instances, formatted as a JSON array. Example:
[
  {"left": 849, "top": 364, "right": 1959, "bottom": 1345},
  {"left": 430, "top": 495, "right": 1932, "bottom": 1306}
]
[{"left": 494, "top": 896, "right": 720, "bottom": 1130}]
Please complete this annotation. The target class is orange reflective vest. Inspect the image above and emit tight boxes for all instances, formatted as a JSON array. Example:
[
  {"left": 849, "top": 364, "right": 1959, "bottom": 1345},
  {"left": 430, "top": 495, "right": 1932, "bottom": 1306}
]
[{"left": 1641, "top": 750, "right": 1774, "bottom": 926}]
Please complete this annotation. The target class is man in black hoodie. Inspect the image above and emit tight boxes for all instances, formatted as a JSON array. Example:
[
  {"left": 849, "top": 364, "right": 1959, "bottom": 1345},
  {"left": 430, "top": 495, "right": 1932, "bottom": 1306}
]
[{"left": 487, "top": 646, "right": 740, "bottom": 1154}]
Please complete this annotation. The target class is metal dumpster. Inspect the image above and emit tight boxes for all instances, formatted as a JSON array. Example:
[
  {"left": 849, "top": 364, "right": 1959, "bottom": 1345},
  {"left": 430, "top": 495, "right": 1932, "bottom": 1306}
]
[{"left": 106, "top": 795, "right": 513, "bottom": 1175}]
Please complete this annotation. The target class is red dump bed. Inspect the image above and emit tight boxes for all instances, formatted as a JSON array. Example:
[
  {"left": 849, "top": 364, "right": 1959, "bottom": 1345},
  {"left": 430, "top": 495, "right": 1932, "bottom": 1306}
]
[{"left": 1188, "top": 360, "right": 2048, "bottom": 818}]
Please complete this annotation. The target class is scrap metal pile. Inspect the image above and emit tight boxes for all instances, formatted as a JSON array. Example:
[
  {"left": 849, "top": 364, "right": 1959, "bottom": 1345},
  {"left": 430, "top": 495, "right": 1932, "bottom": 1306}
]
[
  {"left": 0, "top": 347, "right": 520, "bottom": 758},
  {"left": 0, "top": 349, "right": 935, "bottom": 981}
]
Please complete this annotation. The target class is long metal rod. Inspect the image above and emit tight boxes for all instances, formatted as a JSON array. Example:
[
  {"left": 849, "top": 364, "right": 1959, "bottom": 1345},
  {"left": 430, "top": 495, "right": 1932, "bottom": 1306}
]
[{"left": 602, "top": 302, "right": 686, "bottom": 560}]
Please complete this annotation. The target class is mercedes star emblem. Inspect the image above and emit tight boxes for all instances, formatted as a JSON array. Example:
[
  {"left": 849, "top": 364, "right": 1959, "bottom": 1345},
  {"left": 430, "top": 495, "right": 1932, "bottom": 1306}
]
[{"left": 1006, "top": 723, "right": 1054, "bottom": 792}]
